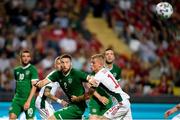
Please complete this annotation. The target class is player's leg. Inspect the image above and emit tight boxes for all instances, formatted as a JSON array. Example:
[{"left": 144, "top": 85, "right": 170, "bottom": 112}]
[
  {"left": 45, "top": 101, "right": 55, "bottom": 117},
  {"left": 89, "top": 98, "right": 101, "bottom": 120},
  {"left": 24, "top": 98, "right": 36, "bottom": 119},
  {"left": 121, "top": 99, "right": 132, "bottom": 120},
  {"left": 103, "top": 99, "right": 130, "bottom": 119},
  {"left": 9, "top": 100, "right": 22, "bottom": 119},
  {"left": 49, "top": 104, "right": 85, "bottom": 120}
]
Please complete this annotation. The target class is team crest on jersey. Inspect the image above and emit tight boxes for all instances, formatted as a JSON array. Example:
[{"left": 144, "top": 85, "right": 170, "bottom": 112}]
[
  {"left": 27, "top": 108, "right": 33, "bottom": 117},
  {"left": 25, "top": 70, "right": 30, "bottom": 75},
  {"left": 68, "top": 78, "right": 72, "bottom": 84},
  {"left": 113, "top": 73, "right": 117, "bottom": 78},
  {"left": 16, "top": 72, "right": 19, "bottom": 75}
]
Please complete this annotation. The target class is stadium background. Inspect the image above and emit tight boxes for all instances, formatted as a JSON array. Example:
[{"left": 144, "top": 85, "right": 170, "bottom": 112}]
[{"left": 0, "top": 0, "right": 179, "bottom": 119}]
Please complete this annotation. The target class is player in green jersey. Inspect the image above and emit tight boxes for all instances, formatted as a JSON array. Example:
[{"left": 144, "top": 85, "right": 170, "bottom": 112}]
[
  {"left": 9, "top": 49, "right": 38, "bottom": 119},
  {"left": 88, "top": 48, "right": 122, "bottom": 120},
  {"left": 35, "top": 54, "right": 93, "bottom": 120},
  {"left": 104, "top": 48, "right": 121, "bottom": 81}
]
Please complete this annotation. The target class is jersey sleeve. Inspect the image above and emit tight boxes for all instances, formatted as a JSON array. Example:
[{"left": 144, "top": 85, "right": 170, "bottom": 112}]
[
  {"left": 94, "top": 72, "right": 105, "bottom": 86},
  {"left": 31, "top": 66, "right": 39, "bottom": 81},
  {"left": 46, "top": 70, "right": 59, "bottom": 82},
  {"left": 76, "top": 70, "right": 88, "bottom": 82}
]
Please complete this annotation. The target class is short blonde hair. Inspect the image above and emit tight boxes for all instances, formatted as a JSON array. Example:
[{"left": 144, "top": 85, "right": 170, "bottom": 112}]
[{"left": 91, "top": 54, "right": 104, "bottom": 65}]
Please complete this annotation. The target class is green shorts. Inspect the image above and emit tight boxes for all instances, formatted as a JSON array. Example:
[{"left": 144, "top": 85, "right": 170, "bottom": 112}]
[
  {"left": 9, "top": 97, "right": 36, "bottom": 119},
  {"left": 54, "top": 104, "right": 86, "bottom": 119},
  {"left": 89, "top": 96, "right": 112, "bottom": 115}
]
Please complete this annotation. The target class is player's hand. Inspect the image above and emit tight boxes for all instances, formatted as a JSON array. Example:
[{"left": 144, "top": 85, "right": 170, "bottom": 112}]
[
  {"left": 98, "top": 96, "right": 109, "bottom": 105},
  {"left": 24, "top": 101, "right": 30, "bottom": 110},
  {"left": 71, "top": 95, "right": 84, "bottom": 102},
  {"left": 88, "top": 77, "right": 98, "bottom": 87}
]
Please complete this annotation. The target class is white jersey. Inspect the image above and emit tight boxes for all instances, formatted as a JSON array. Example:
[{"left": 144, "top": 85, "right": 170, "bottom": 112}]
[
  {"left": 38, "top": 82, "right": 60, "bottom": 103},
  {"left": 35, "top": 82, "right": 60, "bottom": 119},
  {"left": 94, "top": 68, "right": 130, "bottom": 101},
  {"left": 94, "top": 68, "right": 132, "bottom": 119}
]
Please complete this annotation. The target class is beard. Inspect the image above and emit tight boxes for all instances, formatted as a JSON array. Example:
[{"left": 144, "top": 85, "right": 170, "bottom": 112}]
[{"left": 106, "top": 60, "right": 113, "bottom": 64}]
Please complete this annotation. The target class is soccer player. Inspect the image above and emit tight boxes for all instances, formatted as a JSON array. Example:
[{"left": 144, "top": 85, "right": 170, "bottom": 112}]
[
  {"left": 35, "top": 54, "right": 92, "bottom": 120},
  {"left": 9, "top": 49, "right": 38, "bottom": 119},
  {"left": 87, "top": 54, "right": 132, "bottom": 119},
  {"left": 164, "top": 103, "right": 180, "bottom": 119},
  {"left": 35, "top": 56, "right": 68, "bottom": 119},
  {"left": 88, "top": 48, "right": 122, "bottom": 119},
  {"left": 104, "top": 48, "right": 121, "bottom": 82}
]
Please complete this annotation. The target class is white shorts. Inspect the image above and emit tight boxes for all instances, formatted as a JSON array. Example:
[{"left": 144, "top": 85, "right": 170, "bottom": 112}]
[
  {"left": 103, "top": 98, "right": 132, "bottom": 120},
  {"left": 35, "top": 96, "right": 55, "bottom": 119},
  {"left": 172, "top": 113, "right": 180, "bottom": 120}
]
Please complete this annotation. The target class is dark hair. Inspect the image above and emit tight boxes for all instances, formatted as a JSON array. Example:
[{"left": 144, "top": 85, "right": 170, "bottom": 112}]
[
  {"left": 105, "top": 47, "right": 114, "bottom": 52},
  {"left": 60, "top": 54, "right": 72, "bottom": 61}
]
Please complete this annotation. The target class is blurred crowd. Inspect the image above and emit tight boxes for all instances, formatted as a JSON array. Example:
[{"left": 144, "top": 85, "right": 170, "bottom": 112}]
[
  {"left": 91, "top": 0, "right": 180, "bottom": 96},
  {"left": 0, "top": 0, "right": 180, "bottom": 97}
]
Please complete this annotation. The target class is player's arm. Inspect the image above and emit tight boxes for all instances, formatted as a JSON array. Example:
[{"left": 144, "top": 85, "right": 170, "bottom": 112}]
[
  {"left": 164, "top": 103, "right": 180, "bottom": 118},
  {"left": 71, "top": 86, "right": 96, "bottom": 102},
  {"left": 24, "top": 80, "right": 37, "bottom": 110},
  {"left": 93, "top": 91, "right": 109, "bottom": 105},
  {"left": 24, "top": 67, "right": 39, "bottom": 110},
  {"left": 35, "top": 78, "right": 51, "bottom": 88},
  {"left": 44, "top": 87, "right": 68, "bottom": 107}
]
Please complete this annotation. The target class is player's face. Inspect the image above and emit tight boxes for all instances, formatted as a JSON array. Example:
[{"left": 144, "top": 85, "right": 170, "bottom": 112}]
[
  {"left": 21, "top": 52, "right": 31, "bottom": 66},
  {"left": 61, "top": 58, "right": 72, "bottom": 73},
  {"left": 90, "top": 58, "right": 101, "bottom": 73},
  {"left": 55, "top": 59, "right": 61, "bottom": 71},
  {"left": 105, "top": 50, "right": 115, "bottom": 64}
]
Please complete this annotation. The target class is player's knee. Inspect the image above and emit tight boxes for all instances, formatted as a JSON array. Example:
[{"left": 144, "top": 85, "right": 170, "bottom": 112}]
[
  {"left": 89, "top": 115, "right": 98, "bottom": 120},
  {"left": 9, "top": 113, "right": 17, "bottom": 120},
  {"left": 47, "top": 115, "right": 56, "bottom": 120}
]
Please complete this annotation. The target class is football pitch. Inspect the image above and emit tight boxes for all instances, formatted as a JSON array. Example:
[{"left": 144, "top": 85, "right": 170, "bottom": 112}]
[{"left": 0, "top": 102, "right": 178, "bottom": 120}]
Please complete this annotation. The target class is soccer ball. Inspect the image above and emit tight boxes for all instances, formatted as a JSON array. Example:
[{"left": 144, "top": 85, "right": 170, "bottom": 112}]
[{"left": 156, "top": 2, "right": 173, "bottom": 19}]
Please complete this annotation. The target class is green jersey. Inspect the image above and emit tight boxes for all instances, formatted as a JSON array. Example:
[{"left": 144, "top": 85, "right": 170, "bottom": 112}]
[
  {"left": 108, "top": 64, "right": 121, "bottom": 81},
  {"left": 47, "top": 68, "right": 88, "bottom": 106},
  {"left": 13, "top": 64, "right": 38, "bottom": 100}
]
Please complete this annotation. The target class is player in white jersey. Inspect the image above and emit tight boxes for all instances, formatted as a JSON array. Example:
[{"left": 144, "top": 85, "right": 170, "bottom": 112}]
[
  {"left": 35, "top": 56, "right": 68, "bottom": 119},
  {"left": 88, "top": 54, "right": 132, "bottom": 120},
  {"left": 164, "top": 103, "right": 180, "bottom": 120}
]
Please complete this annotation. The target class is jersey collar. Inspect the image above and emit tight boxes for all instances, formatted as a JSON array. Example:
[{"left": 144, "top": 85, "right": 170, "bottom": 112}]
[
  {"left": 105, "top": 64, "right": 113, "bottom": 71},
  {"left": 63, "top": 68, "right": 72, "bottom": 76},
  {"left": 22, "top": 64, "right": 31, "bottom": 69}
]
